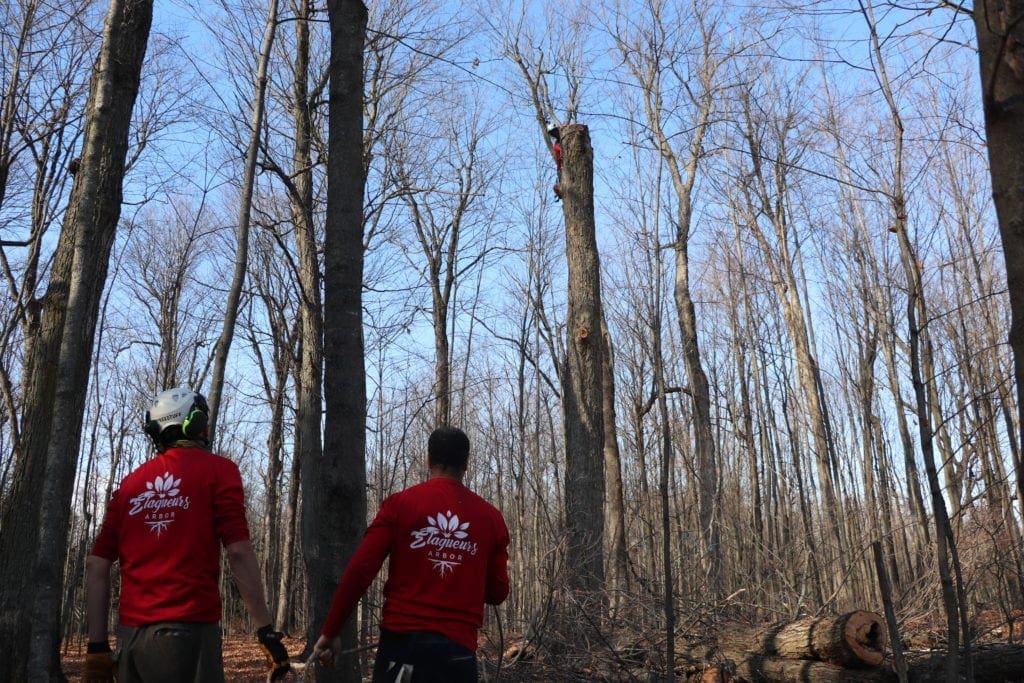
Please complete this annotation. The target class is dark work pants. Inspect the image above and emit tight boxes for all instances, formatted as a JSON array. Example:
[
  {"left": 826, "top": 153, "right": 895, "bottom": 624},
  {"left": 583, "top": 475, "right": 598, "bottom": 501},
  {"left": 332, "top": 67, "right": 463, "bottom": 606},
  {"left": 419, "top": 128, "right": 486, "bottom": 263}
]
[
  {"left": 117, "top": 621, "right": 223, "bottom": 683},
  {"left": 372, "top": 629, "right": 477, "bottom": 682}
]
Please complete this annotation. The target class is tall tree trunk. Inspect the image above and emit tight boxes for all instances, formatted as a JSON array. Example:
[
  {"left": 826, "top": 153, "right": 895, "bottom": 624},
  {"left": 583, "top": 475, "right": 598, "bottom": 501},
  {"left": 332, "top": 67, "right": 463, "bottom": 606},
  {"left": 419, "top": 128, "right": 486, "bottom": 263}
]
[
  {"left": 613, "top": 2, "right": 726, "bottom": 600},
  {"left": 280, "top": 0, "right": 319, "bottom": 634},
  {"left": 973, "top": 0, "right": 1024, "bottom": 534},
  {"left": 276, "top": 435, "right": 302, "bottom": 630},
  {"left": 206, "top": 0, "right": 279, "bottom": 437},
  {"left": 285, "top": 0, "right": 321, "bottom": 635},
  {"left": 559, "top": 123, "right": 606, "bottom": 595},
  {"left": 862, "top": 4, "right": 970, "bottom": 674},
  {"left": 601, "top": 321, "right": 628, "bottom": 617},
  {"left": 736, "top": 89, "right": 845, "bottom": 568},
  {"left": 0, "top": 0, "right": 152, "bottom": 678},
  {"left": 261, "top": 353, "right": 290, "bottom": 607},
  {"left": 307, "top": 2, "right": 367, "bottom": 680}
]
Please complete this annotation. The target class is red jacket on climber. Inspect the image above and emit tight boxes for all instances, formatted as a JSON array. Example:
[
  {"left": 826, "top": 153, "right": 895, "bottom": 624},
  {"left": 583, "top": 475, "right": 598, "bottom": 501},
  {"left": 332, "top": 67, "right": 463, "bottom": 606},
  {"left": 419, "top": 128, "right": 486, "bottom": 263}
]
[{"left": 547, "top": 123, "right": 563, "bottom": 200}]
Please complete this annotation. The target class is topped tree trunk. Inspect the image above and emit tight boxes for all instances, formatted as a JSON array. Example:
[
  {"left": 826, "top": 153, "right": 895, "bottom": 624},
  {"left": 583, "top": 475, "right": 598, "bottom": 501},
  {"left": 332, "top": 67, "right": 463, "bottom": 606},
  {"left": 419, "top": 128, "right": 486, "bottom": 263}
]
[{"left": 558, "top": 123, "right": 607, "bottom": 595}]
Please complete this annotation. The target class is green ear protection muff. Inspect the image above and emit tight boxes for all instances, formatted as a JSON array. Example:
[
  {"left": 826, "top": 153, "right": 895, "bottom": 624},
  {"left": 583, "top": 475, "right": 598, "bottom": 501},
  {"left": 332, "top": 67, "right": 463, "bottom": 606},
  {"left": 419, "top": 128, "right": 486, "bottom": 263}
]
[{"left": 181, "top": 402, "right": 209, "bottom": 439}]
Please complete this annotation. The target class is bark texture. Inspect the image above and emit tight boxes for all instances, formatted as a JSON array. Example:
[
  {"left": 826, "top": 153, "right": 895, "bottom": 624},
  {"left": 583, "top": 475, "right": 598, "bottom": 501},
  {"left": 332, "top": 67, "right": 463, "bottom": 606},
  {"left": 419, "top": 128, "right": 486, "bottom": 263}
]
[
  {"left": 715, "top": 611, "right": 887, "bottom": 668},
  {"left": 0, "top": 0, "right": 152, "bottom": 678},
  {"left": 305, "top": 1, "right": 367, "bottom": 680},
  {"left": 973, "top": 0, "right": 1024, "bottom": 532},
  {"left": 559, "top": 123, "right": 606, "bottom": 594}
]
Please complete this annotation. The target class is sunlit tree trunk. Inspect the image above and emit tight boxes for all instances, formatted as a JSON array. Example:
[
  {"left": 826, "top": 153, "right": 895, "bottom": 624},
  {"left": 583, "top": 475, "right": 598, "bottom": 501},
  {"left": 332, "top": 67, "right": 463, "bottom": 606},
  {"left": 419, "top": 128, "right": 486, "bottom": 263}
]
[
  {"left": 283, "top": 0, "right": 321, "bottom": 634},
  {"left": 611, "top": 0, "right": 725, "bottom": 599},
  {"left": 559, "top": 123, "right": 606, "bottom": 595},
  {"left": 0, "top": 0, "right": 96, "bottom": 481},
  {"left": 394, "top": 115, "right": 491, "bottom": 428},
  {"left": 0, "top": 0, "right": 152, "bottom": 677},
  {"left": 601, "top": 321, "right": 628, "bottom": 617},
  {"left": 734, "top": 82, "right": 846, "bottom": 581}
]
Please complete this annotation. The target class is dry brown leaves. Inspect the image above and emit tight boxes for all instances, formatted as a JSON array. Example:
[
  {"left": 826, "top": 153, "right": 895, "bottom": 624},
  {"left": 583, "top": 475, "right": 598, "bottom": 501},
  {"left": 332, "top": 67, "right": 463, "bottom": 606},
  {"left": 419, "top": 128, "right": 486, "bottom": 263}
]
[{"left": 62, "top": 634, "right": 309, "bottom": 682}]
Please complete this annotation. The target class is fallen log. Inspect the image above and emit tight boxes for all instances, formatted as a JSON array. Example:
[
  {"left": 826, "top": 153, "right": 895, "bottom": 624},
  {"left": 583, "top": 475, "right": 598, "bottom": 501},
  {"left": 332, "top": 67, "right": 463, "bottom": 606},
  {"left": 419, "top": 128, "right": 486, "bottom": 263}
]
[
  {"left": 715, "top": 611, "right": 887, "bottom": 668},
  {"left": 716, "top": 645, "right": 1024, "bottom": 682},
  {"left": 732, "top": 657, "right": 895, "bottom": 682}
]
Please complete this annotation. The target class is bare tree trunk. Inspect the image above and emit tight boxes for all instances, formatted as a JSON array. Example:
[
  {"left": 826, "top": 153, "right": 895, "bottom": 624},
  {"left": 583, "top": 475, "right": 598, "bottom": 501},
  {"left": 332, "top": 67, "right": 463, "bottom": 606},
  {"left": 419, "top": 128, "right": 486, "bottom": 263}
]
[
  {"left": 559, "top": 123, "right": 606, "bottom": 595},
  {"left": 0, "top": 0, "right": 152, "bottom": 678},
  {"left": 612, "top": 0, "right": 726, "bottom": 600},
  {"left": 0, "top": 0, "right": 95, "bottom": 486},
  {"left": 276, "top": 436, "right": 302, "bottom": 631},
  {"left": 284, "top": 0, "right": 321, "bottom": 636},
  {"left": 973, "top": 0, "right": 1024, "bottom": 536},
  {"left": 860, "top": 5, "right": 970, "bottom": 675},
  {"left": 396, "top": 120, "right": 488, "bottom": 428},
  {"left": 601, "top": 321, "right": 628, "bottom": 617},
  {"left": 248, "top": 307, "right": 292, "bottom": 608},
  {"left": 647, "top": 241, "right": 677, "bottom": 676},
  {"left": 735, "top": 84, "right": 846, "bottom": 571},
  {"left": 206, "top": 0, "right": 279, "bottom": 437},
  {"left": 308, "top": 2, "right": 367, "bottom": 680}
]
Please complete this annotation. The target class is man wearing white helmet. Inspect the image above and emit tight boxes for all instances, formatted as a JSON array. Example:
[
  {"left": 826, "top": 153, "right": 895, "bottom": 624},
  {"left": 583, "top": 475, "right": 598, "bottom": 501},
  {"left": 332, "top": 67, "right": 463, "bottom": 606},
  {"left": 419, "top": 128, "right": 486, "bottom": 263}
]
[{"left": 84, "top": 388, "right": 290, "bottom": 682}]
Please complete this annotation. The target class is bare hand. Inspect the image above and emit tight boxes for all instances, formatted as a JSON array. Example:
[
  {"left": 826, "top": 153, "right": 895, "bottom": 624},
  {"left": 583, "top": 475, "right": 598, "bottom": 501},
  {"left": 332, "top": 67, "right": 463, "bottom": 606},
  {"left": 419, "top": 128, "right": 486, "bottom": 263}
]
[{"left": 311, "top": 635, "right": 334, "bottom": 664}]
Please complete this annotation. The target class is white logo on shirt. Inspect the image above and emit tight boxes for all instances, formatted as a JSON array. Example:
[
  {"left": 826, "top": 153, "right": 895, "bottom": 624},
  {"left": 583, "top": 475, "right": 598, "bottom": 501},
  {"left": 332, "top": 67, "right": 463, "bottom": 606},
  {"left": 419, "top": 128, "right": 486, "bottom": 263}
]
[
  {"left": 410, "top": 510, "right": 479, "bottom": 576},
  {"left": 128, "top": 472, "right": 191, "bottom": 536}
]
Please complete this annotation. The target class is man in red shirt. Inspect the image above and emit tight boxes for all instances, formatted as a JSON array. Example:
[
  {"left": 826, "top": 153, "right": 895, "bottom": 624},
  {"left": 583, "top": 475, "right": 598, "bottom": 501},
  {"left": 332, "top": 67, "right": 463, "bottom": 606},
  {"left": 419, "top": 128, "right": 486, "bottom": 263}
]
[
  {"left": 313, "top": 426, "right": 510, "bottom": 682},
  {"left": 548, "top": 123, "right": 563, "bottom": 200},
  {"left": 84, "top": 388, "right": 290, "bottom": 682}
]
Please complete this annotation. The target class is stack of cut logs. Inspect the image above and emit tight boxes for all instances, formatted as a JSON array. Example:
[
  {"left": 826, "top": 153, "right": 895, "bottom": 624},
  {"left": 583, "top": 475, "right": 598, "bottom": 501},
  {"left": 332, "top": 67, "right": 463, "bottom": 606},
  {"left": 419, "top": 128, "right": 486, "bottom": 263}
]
[{"left": 684, "top": 610, "right": 1024, "bottom": 682}]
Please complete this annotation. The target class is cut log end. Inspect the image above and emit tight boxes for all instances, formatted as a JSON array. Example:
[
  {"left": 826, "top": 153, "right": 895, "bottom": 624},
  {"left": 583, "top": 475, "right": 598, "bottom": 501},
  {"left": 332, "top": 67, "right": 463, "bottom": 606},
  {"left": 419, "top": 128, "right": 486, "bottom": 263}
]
[{"left": 842, "top": 611, "right": 886, "bottom": 667}]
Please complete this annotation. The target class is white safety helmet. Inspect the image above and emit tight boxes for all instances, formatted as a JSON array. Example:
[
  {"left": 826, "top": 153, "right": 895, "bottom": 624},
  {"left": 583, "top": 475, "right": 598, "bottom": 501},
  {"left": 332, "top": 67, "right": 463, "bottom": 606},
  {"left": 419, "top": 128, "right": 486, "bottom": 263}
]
[
  {"left": 546, "top": 122, "right": 559, "bottom": 137},
  {"left": 144, "top": 387, "right": 209, "bottom": 441}
]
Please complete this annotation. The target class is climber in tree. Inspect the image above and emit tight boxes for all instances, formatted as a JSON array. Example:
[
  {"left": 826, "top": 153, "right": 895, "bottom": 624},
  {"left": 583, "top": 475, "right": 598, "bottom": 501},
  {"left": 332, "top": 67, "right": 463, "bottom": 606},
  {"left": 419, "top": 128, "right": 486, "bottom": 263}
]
[{"left": 547, "top": 123, "right": 563, "bottom": 200}]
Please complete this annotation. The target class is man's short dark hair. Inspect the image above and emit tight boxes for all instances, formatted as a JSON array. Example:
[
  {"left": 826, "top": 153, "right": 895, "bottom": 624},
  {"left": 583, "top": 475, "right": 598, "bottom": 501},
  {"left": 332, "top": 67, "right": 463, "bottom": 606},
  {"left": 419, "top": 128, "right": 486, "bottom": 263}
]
[{"left": 428, "top": 426, "right": 470, "bottom": 471}]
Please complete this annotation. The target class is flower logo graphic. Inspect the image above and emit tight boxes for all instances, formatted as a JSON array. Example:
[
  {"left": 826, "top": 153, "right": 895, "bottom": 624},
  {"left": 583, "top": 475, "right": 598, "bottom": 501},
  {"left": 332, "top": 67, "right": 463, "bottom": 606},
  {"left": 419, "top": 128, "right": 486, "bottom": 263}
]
[
  {"left": 129, "top": 471, "right": 190, "bottom": 534},
  {"left": 148, "top": 472, "right": 180, "bottom": 498},
  {"left": 426, "top": 511, "right": 469, "bottom": 539},
  {"left": 409, "top": 511, "right": 475, "bottom": 577}
]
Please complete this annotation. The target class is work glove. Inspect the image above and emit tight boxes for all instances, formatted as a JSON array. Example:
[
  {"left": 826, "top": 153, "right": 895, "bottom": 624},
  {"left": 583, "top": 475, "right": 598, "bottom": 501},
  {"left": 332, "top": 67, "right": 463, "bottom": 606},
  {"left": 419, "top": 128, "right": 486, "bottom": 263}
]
[
  {"left": 83, "top": 641, "right": 116, "bottom": 682},
  {"left": 256, "top": 624, "right": 290, "bottom": 680}
]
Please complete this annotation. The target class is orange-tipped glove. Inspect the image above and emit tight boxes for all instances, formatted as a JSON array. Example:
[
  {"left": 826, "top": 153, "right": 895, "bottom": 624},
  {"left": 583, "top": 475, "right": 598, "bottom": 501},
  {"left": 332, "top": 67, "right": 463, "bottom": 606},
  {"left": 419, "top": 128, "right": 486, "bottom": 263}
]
[
  {"left": 83, "top": 641, "right": 115, "bottom": 682},
  {"left": 256, "top": 624, "right": 290, "bottom": 680}
]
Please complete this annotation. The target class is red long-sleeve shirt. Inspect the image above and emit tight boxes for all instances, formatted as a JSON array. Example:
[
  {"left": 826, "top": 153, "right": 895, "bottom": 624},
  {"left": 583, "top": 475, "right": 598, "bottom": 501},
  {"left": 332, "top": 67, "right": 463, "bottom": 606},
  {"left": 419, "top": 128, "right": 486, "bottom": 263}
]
[
  {"left": 90, "top": 446, "right": 251, "bottom": 626},
  {"left": 321, "top": 476, "right": 510, "bottom": 651}
]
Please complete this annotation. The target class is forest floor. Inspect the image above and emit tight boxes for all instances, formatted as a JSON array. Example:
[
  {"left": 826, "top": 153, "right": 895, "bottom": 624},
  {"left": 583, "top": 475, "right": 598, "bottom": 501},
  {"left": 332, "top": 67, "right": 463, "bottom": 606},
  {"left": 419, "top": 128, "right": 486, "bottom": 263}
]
[
  {"left": 62, "top": 634, "right": 312, "bottom": 681},
  {"left": 59, "top": 610, "right": 1024, "bottom": 681}
]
